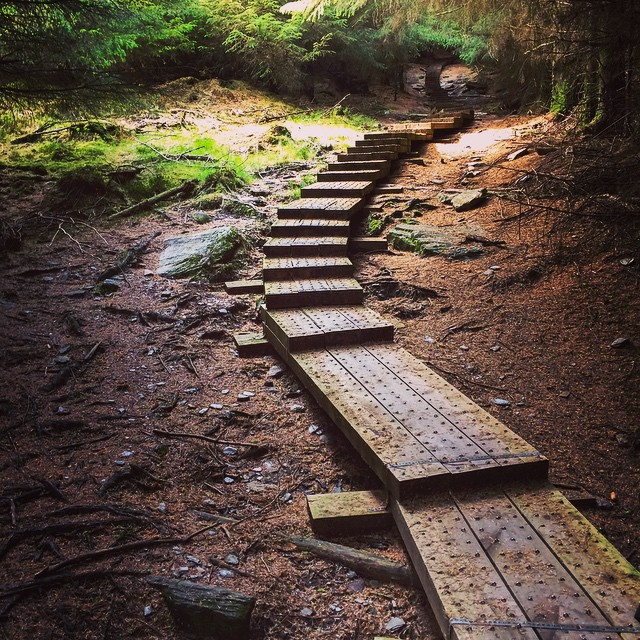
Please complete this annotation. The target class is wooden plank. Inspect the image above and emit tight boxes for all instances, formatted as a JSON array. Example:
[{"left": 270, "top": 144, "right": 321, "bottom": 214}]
[
  {"left": 349, "top": 237, "right": 388, "bottom": 252},
  {"left": 224, "top": 279, "right": 264, "bottom": 295},
  {"left": 365, "top": 344, "right": 548, "bottom": 479},
  {"left": 232, "top": 332, "right": 274, "bottom": 357},
  {"left": 270, "top": 219, "right": 350, "bottom": 238},
  {"left": 346, "top": 144, "right": 408, "bottom": 154},
  {"left": 337, "top": 152, "right": 398, "bottom": 162},
  {"left": 355, "top": 138, "right": 411, "bottom": 148},
  {"left": 262, "top": 256, "right": 354, "bottom": 281},
  {"left": 307, "top": 490, "right": 392, "bottom": 536},
  {"left": 263, "top": 236, "right": 349, "bottom": 258},
  {"left": 317, "top": 169, "right": 385, "bottom": 182},
  {"left": 289, "top": 348, "right": 449, "bottom": 497},
  {"left": 301, "top": 181, "right": 374, "bottom": 199},
  {"left": 508, "top": 483, "right": 640, "bottom": 636},
  {"left": 278, "top": 198, "right": 363, "bottom": 220},
  {"left": 264, "top": 279, "right": 364, "bottom": 309},
  {"left": 327, "top": 160, "right": 391, "bottom": 172},
  {"left": 363, "top": 132, "right": 412, "bottom": 140},
  {"left": 263, "top": 305, "right": 394, "bottom": 351},
  {"left": 392, "top": 495, "right": 540, "bottom": 640}
]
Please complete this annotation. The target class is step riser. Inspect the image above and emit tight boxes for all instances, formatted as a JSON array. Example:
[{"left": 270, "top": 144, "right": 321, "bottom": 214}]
[
  {"left": 347, "top": 145, "right": 409, "bottom": 154},
  {"left": 265, "top": 289, "right": 364, "bottom": 309},
  {"left": 270, "top": 224, "right": 350, "bottom": 238},
  {"left": 355, "top": 139, "right": 411, "bottom": 148},
  {"left": 363, "top": 132, "right": 412, "bottom": 140},
  {"left": 317, "top": 170, "right": 386, "bottom": 182},
  {"left": 277, "top": 208, "right": 352, "bottom": 220},
  {"left": 301, "top": 187, "right": 373, "bottom": 199},
  {"left": 337, "top": 152, "right": 398, "bottom": 161},
  {"left": 263, "top": 244, "right": 348, "bottom": 258},
  {"left": 263, "top": 264, "right": 354, "bottom": 281},
  {"left": 327, "top": 161, "right": 390, "bottom": 172}
]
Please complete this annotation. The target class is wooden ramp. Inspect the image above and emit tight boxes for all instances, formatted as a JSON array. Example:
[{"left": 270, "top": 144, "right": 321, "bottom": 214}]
[{"left": 235, "top": 121, "right": 640, "bottom": 638}]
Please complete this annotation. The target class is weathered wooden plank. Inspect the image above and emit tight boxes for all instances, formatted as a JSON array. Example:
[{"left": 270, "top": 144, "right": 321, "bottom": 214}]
[
  {"left": 337, "top": 152, "right": 399, "bottom": 162},
  {"left": 263, "top": 305, "right": 394, "bottom": 351},
  {"left": 355, "top": 138, "right": 411, "bottom": 149},
  {"left": 346, "top": 145, "right": 408, "bottom": 154},
  {"left": 365, "top": 344, "right": 548, "bottom": 479},
  {"left": 262, "top": 256, "right": 354, "bottom": 281},
  {"left": 224, "top": 279, "right": 264, "bottom": 295},
  {"left": 277, "top": 197, "right": 363, "bottom": 220},
  {"left": 232, "top": 332, "right": 274, "bottom": 357},
  {"left": 392, "top": 495, "right": 539, "bottom": 640},
  {"left": 363, "top": 131, "right": 412, "bottom": 140},
  {"left": 307, "top": 490, "right": 392, "bottom": 535},
  {"left": 508, "top": 484, "right": 640, "bottom": 636},
  {"left": 327, "top": 160, "right": 391, "bottom": 172},
  {"left": 263, "top": 236, "right": 349, "bottom": 258},
  {"left": 317, "top": 169, "right": 386, "bottom": 182},
  {"left": 301, "top": 181, "right": 374, "bottom": 199},
  {"left": 349, "top": 236, "right": 388, "bottom": 252},
  {"left": 270, "top": 219, "right": 350, "bottom": 238},
  {"left": 264, "top": 279, "right": 364, "bottom": 309}
]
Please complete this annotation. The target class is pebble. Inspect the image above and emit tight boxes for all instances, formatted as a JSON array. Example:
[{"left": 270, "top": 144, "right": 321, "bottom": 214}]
[
  {"left": 222, "top": 389, "right": 230, "bottom": 395},
  {"left": 210, "top": 403, "right": 223, "bottom": 409},
  {"left": 157, "top": 502, "right": 167, "bottom": 513},
  {"left": 280, "top": 492, "right": 293, "bottom": 503},
  {"left": 490, "top": 345, "right": 501, "bottom": 352},
  {"left": 185, "top": 555, "right": 201, "bottom": 565},
  {"left": 114, "top": 460, "right": 126, "bottom": 466},
  {"left": 223, "top": 476, "right": 235, "bottom": 484},
  {"left": 237, "top": 392, "right": 252, "bottom": 402},
  {"left": 493, "top": 398, "right": 511, "bottom": 407},
  {"left": 611, "top": 337, "right": 630, "bottom": 348},
  {"left": 185, "top": 387, "right": 198, "bottom": 394},
  {"left": 144, "top": 269, "right": 154, "bottom": 277},
  {"left": 348, "top": 578, "right": 365, "bottom": 593},
  {"left": 143, "top": 605, "right": 153, "bottom": 617},
  {"left": 267, "top": 365, "right": 285, "bottom": 378},
  {"left": 460, "top": 345, "right": 469, "bottom": 351},
  {"left": 55, "top": 406, "right": 69, "bottom": 415},
  {"left": 225, "top": 554, "right": 240, "bottom": 566},
  {"left": 223, "top": 446, "right": 238, "bottom": 456},
  {"left": 121, "top": 450, "right": 134, "bottom": 458},
  {"left": 218, "top": 308, "right": 228, "bottom": 315},
  {"left": 55, "top": 355, "right": 71, "bottom": 364},
  {"left": 308, "top": 424, "right": 323, "bottom": 435},
  {"left": 620, "top": 257, "right": 635, "bottom": 266},
  {"left": 218, "top": 569, "right": 235, "bottom": 578},
  {"left": 386, "top": 617, "right": 406, "bottom": 632},
  {"left": 424, "top": 336, "right": 436, "bottom": 344},
  {"left": 300, "top": 608, "right": 314, "bottom": 618},
  {"left": 198, "top": 407, "right": 209, "bottom": 415},
  {"left": 290, "top": 404, "right": 306, "bottom": 413}
]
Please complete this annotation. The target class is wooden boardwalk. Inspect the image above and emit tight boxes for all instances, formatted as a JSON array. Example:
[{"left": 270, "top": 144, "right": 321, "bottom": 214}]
[{"left": 234, "top": 114, "right": 640, "bottom": 638}]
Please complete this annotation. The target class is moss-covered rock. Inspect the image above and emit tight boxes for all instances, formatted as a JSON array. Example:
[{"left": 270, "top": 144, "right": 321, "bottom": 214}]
[
  {"left": 389, "top": 224, "right": 484, "bottom": 260},
  {"left": 157, "top": 227, "right": 248, "bottom": 280},
  {"left": 195, "top": 192, "right": 224, "bottom": 210}
]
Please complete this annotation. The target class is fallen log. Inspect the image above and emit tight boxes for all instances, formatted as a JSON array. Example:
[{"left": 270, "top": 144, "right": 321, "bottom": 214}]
[
  {"left": 289, "top": 536, "right": 418, "bottom": 588},
  {"left": 108, "top": 180, "right": 196, "bottom": 220}
]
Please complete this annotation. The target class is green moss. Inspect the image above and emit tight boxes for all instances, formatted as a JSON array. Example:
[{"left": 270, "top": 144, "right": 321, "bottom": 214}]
[{"left": 367, "top": 214, "right": 384, "bottom": 236}]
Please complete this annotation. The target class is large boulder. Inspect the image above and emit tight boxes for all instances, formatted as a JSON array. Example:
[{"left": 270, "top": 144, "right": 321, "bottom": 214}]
[
  {"left": 157, "top": 227, "right": 246, "bottom": 280},
  {"left": 388, "top": 223, "right": 484, "bottom": 260}
]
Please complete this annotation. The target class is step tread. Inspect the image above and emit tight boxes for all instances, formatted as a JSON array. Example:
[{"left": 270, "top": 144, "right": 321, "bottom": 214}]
[
  {"left": 288, "top": 343, "right": 547, "bottom": 497},
  {"left": 393, "top": 483, "right": 640, "bottom": 640},
  {"left": 264, "top": 305, "right": 394, "bottom": 351}
]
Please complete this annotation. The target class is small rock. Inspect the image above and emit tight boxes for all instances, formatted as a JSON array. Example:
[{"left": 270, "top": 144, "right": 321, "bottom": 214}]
[
  {"left": 611, "top": 337, "right": 631, "bottom": 349},
  {"left": 490, "top": 345, "right": 501, "bottom": 352},
  {"left": 348, "top": 578, "right": 365, "bottom": 593},
  {"left": 507, "top": 148, "right": 529, "bottom": 161},
  {"left": 144, "top": 269, "right": 154, "bottom": 277},
  {"left": 290, "top": 404, "right": 306, "bottom": 413},
  {"left": 385, "top": 617, "right": 406, "bottom": 632},
  {"left": 242, "top": 390, "right": 255, "bottom": 397},
  {"left": 191, "top": 211, "right": 212, "bottom": 224},
  {"left": 450, "top": 188, "right": 487, "bottom": 212},
  {"left": 300, "top": 607, "right": 314, "bottom": 618},
  {"left": 55, "top": 355, "right": 71, "bottom": 364},
  {"left": 616, "top": 433, "right": 630, "bottom": 447},
  {"left": 308, "top": 424, "right": 323, "bottom": 435},
  {"left": 55, "top": 406, "right": 69, "bottom": 415},
  {"left": 210, "top": 403, "right": 224, "bottom": 410},
  {"left": 221, "top": 389, "right": 230, "bottom": 395},
  {"left": 121, "top": 450, "right": 134, "bottom": 457},
  {"left": 460, "top": 345, "right": 469, "bottom": 351},
  {"left": 246, "top": 481, "right": 267, "bottom": 493},
  {"left": 237, "top": 392, "right": 252, "bottom": 402},
  {"left": 225, "top": 554, "right": 240, "bottom": 566},
  {"left": 185, "top": 555, "right": 201, "bottom": 565},
  {"left": 223, "top": 476, "right": 235, "bottom": 484},
  {"left": 143, "top": 605, "right": 153, "bottom": 617},
  {"left": 493, "top": 398, "right": 511, "bottom": 407},
  {"left": 424, "top": 336, "right": 436, "bottom": 344},
  {"left": 157, "top": 502, "right": 167, "bottom": 513},
  {"left": 280, "top": 492, "right": 292, "bottom": 503},
  {"left": 483, "top": 269, "right": 496, "bottom": 276},
  {"left": 620, "top": 257, "right": 635, "bottom": 266},
  {"left": 198, "top": 407, "right": 209, "bottom": 415},
  {"left": 223, "top": 446, "right": 238, "bottom": 456},
  {"left": 267, "top": 365, "right": 285, "bottom": 378},
  {"left": 114, "top": 460, "right": 126, "bottom": 466},
  {"left": 218, "top": 569, "right": 235, "bottom": 578}
]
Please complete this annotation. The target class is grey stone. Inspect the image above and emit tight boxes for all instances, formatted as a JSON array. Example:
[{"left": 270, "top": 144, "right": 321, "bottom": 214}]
[
  {"left": 290, "top": 404, "right": 306, "bottom": 413},
  {"left": 191, "top": 211, "right": 212, "bottom": 224},
  {"left": 157, "top": 227, "right": 246, "bottom": 280},
  {"left": 225, "top": 554, "right": 240, "bottom": 566},
  {"left": 493, "top": 398, "right": 511, "bottom": 407},
  {"left": 389, "top": 224, "right": 484, "bottom": 260},
  {"left": 450, "top": 189, "right": 487, "bottom": 212},
  {"left": 300, "top": 607, "right": 313, "bottom": 618},
  {"left": 223, "top": 446, "right": 238, "bottom": 456},
  {"left": 611, "top": 337, "right": 631, "bottom": 348},
  {"left": 507, "top": 148, "right": 529, "bottom": 161},
  {"left": 385, "top": 617, "right": 406, "bottom": 632},
  {"left": 267, "top": 365, "right": 285, "bottom": 378}
]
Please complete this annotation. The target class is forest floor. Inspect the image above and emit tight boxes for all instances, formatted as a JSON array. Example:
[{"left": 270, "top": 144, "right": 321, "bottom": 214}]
[{"left": 1, "top": 67, "right": 639, "bottom": 640}]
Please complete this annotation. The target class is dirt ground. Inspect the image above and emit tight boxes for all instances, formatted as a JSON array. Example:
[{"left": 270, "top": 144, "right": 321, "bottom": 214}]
[{"left": 1, "top": 69, "right": 639, "bottom": 640}]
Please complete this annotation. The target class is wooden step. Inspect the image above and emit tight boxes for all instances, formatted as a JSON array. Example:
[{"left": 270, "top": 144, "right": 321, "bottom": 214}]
[
  {"left": 317, "top": 169, "right": 386, "bottom": 182},
  {"left": 393, "top": 482, "right": 640, "bottom": 640},
  {"left": 301, "top": 181, "right": 374, "bottom": 199},
  {"left": 337, "top": 151, "right": 398, "bottom": 162},
  {"left": 307, "top": 490, "right": 392, "bottom": 536},
  {"left": 355, "top": 138, "right": 411, "bottom": 148},
  {"left": 349, "top": 236, "right": 388, "bottom": 252},
  {"left": 264, "top": 279, "right": 364, "bottom": 309},
  {"left": 224, "top": 279, "right": 264, "bottom": 295},
  {"left": 286, "top": 344, "right": 547, "bottom": 499},
  {"left": 327, "top": 160, "right": 390, "bottom": 172},
  {"left": 278, "top": 198, "right": 362, "bottom": 220},
  {"left": 270, "top": 219, "right": 350, "bottom": 238},
  {"left": 263, "top": 305, "right": 394, "bottom": 351},
  {"left": 263, "top": 236, "right": 348, "bottom": 258},
  {"left": 263, "top": 257, "right": 354, "bottom": 281},
  {"left": 363, "top": 132, "right": 412, "bottom": 140},
  {"left": 346, "top": 145, "right": 407, "bottom": 154},
  {"left": 233, "top": 332, "right": 274, "bottom": 357}
]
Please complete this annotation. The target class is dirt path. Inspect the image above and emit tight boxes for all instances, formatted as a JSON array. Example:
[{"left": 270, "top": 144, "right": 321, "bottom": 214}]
[{"left": 1, "top": 76, "right": 638, "bottom": 640}]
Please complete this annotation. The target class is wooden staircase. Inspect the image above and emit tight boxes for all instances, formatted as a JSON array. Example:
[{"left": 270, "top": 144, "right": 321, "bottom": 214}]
[{"left": 228, "top": 115, "right": 640, "bottom": 639}]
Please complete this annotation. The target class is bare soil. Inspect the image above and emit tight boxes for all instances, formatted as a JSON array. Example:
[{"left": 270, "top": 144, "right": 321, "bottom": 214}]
[{"left": 1, "top": 74, "right": 639, "bottom": 640}]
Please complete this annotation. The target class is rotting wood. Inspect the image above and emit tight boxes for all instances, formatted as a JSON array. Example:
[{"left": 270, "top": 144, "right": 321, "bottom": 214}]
[
  {"left": 289, "top": 536, "right": 418, "bottom": 588},
  {"left": 108, "top": 180, "right": 197, "bottom": 220}
]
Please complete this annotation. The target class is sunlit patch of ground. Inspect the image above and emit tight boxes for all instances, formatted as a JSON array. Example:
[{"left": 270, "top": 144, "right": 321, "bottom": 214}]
[{"left": 436, "top": 126, "right": 515, "bottom": 157}]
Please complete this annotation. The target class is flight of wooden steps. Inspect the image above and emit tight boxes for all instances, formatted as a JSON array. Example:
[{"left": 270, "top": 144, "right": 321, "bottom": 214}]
[{"left": 226, "top": 117, "right": 640, "bottom": 640}]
